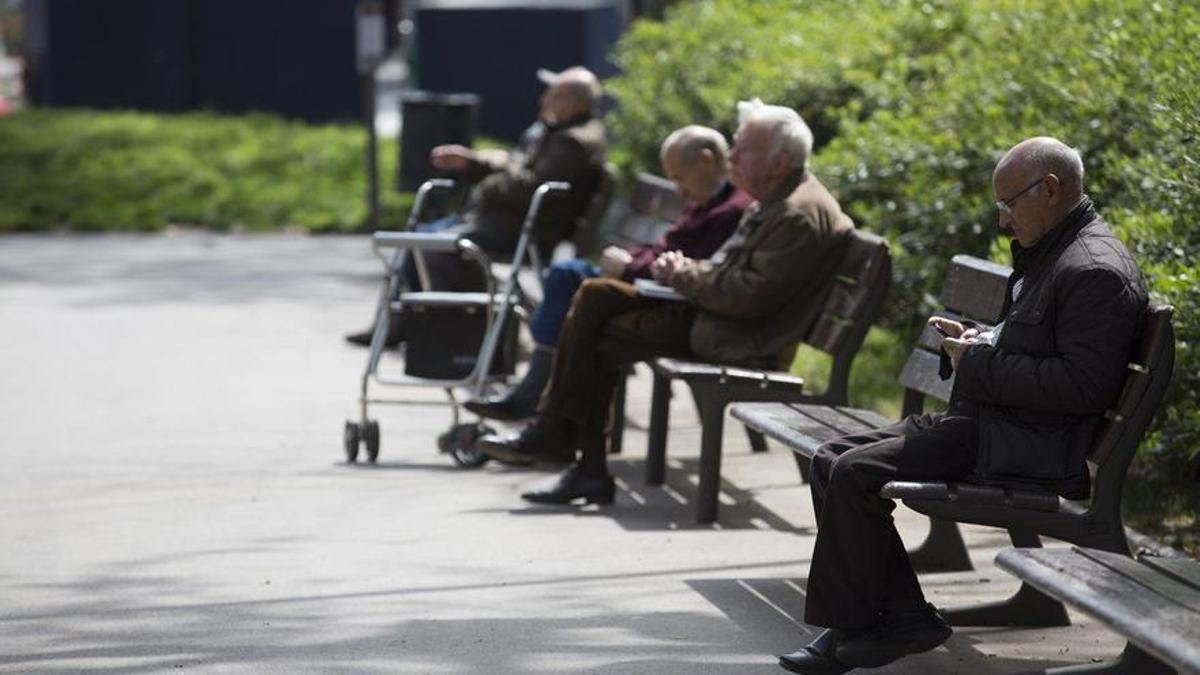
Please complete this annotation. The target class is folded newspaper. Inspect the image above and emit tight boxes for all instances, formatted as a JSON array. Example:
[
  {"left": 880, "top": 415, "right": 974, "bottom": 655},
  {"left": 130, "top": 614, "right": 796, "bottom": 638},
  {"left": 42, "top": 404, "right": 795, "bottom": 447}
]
[{"left": 634, "top": 278, "right": 687, "bottom": 302}]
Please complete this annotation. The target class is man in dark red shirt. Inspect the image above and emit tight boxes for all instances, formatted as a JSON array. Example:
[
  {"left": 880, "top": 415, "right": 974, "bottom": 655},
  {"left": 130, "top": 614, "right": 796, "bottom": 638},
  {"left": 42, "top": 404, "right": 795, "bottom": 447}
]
[{"left": 465, "top": 125, "right": 752, "bottom": 421}]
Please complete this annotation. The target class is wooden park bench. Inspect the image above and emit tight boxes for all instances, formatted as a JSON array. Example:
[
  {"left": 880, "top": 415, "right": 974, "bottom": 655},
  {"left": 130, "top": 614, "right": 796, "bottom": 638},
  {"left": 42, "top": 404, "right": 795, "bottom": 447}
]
[
  {"left": 733, "top": 254, "right": 1177, "bottom": 627},
  {"left": 611, "top": 229, "right": 892, "bottom": 524},
  {"left": 568, "top": 170, "right": 684, "bottom": 260},
  {"left": 996, "top": 546, "right": 1200, "bottom": 674}
]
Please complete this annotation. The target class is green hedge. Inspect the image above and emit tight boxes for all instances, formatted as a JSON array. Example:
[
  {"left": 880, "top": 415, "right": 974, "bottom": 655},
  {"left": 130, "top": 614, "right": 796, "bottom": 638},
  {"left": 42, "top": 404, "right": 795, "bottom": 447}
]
[
  {"left": 0, "top": 109, "right": 411, "bottom": 232},
  {"left": 610, "top": 0, "right": 1199, "bottom": 552}
]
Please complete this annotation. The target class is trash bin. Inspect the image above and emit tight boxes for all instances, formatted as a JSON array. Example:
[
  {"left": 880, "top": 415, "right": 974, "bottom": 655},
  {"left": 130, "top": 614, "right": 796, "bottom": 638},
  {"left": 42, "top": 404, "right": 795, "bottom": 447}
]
[{"left": 397, "top": 90, "right": 480, "bottom": 192}]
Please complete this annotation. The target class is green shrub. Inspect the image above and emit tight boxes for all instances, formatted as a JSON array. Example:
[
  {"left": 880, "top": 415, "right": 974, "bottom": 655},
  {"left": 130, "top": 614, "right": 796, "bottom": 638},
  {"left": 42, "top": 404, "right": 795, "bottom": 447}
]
[
  {"left": 611, "top": 0, "right": 1199, "bottom": 551},
  {"left": 605, "top": 0, "right": 971, "bottom": 172},
  {"left": 0, "top": 109, "right": 411, "bottom": 232}
]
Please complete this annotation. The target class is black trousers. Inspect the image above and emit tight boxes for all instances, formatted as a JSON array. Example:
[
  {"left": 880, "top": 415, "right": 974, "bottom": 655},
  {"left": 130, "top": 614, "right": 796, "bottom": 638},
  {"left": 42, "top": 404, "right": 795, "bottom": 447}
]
[{"left": 804, "top": 412, "right": 978, "bottom": 630}]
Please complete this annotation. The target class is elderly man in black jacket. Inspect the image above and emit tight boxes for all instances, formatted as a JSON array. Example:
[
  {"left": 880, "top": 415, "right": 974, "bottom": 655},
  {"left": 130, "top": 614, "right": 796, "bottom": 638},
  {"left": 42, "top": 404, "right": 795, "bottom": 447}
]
[{"left": 779, "top": 137, "right": 1147, "bottom": 675}]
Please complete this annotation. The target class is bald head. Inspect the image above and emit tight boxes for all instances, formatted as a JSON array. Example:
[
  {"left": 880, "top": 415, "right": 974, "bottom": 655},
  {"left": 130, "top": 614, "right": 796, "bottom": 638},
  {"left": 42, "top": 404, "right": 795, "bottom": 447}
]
[
  {"left": 659, "top": 125, "right": 730, "bottom": 204},
  {"left": 993, "top": 137, "right": 1087, "bottom": 248},
  {"left": 995, "top": 136, "right": 1085, "bottom": 192},
  {"left": 538, "top": 66, "right": 601, "bottom": 125}
]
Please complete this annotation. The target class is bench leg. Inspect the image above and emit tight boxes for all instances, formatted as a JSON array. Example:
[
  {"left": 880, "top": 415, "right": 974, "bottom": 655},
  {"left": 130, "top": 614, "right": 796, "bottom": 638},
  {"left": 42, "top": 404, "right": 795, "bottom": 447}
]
[
  {"left": 694, "top": 389, "right": 726, "bottom": 524},
  {"left": 1046, "top": 643, "right": 1174, "bottom": 675},
  {"left": 942, "top": 529, "right": 1070, "bottom": 627},
  {"left": 644, "top": 371, "right": 671, "bottom": 485},
  {"left": 608, "top": 371, "right": 627, "bottom": 455},
  {"left": 907, "top": 517, "right": 974, "bottom": 573},
  {"left": 745, "top": 427, "right": 768, "bottom": 453},
  {"left": 792, "top": 452, "right": 812, "bottom": 484}
]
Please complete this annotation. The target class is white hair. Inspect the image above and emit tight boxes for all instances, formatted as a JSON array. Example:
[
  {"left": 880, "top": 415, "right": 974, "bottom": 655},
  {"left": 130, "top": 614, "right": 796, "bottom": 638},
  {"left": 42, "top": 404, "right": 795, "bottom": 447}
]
[
  {"left": 660, "top": 125, "right": 730, "bottom": 165},
  {"left": 736, "top": 98, "right": 813, "bottom": 171}
]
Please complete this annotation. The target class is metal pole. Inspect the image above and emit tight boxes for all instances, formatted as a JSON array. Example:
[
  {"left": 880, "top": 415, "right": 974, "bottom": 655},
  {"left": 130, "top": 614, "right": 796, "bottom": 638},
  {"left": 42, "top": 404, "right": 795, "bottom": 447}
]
[{"left": 363, "top": 68, "right": 380, "bottom": 231}]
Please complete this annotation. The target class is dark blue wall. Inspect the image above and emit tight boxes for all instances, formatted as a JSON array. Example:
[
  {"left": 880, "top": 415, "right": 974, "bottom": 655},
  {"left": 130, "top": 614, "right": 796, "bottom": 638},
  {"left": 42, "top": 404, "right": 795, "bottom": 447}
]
[
  {"left": 25, "top": 0, "right": 365, "bottom": 122},
  {"left": 414, "top": 3, "right": 621, "bottom": 142}
]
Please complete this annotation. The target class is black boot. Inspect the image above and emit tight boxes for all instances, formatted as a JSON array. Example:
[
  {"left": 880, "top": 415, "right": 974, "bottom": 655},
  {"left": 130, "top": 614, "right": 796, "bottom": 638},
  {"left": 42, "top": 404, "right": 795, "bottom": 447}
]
[
  {"left": 477, "top": 414, "right": 574, "bottom": 467},
  {"left": 520, "top": 464, "right": 615, "bottom": 505},
  {"left": 835, "top": 603, "right": 951, "bottom": 668},
  {"left": 464, "top": 346, "right": 554, "bottom": 420},
  {"left": 778, "top": 628, "right": 849, "bottom": 674},
  {"left": 345, "top": 312, "right": 405, "bottom": 348}
]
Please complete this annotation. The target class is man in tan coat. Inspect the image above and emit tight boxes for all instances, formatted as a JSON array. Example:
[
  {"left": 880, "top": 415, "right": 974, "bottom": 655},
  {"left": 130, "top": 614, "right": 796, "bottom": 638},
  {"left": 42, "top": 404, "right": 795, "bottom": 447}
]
[{"left": 480, "top": 99, "right": 856, "bottom": 505}]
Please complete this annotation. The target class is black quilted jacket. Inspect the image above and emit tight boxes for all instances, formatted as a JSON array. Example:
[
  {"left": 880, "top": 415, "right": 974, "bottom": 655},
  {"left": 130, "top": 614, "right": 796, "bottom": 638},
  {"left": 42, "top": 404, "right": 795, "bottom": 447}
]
[{"left": 951, "top": 198, "right": 1147, "bottom": 499}]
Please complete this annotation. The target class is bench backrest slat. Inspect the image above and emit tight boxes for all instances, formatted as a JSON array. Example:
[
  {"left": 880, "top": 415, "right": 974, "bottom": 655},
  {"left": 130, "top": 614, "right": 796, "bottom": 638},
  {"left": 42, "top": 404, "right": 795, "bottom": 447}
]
[
  {"left": 804, "top": 230, "right": 892, "bottom": 404},
  {"left": 630, "top": 172, "right": 685, "bottom": 222},
  {"left": 1087, "top": 306, "right": 1175, "bottom": 501},
  {"left": 939, "top": 254, "right": 1011, "bottom": 323},
  {"left": 899, "top": 256, "right": 1011, "bottom": 408}
]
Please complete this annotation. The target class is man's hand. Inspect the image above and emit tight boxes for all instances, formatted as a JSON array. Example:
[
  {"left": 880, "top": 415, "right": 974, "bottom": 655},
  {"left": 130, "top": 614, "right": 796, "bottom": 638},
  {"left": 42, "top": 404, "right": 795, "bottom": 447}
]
[
  {"left": 927, "top": 317, "right": 966, "bottom": 338},
  {"left": 651, "top": 250, "right": 692, "bottom": 284},
  {"left": 929, "top": 317, "right": 981, "bottom": 370},
  {"left": 430, "top": 144, "right": 475, "bottom": 172},
  {"left": 599, "top": 246, "right": 633, "bottom": 278}
]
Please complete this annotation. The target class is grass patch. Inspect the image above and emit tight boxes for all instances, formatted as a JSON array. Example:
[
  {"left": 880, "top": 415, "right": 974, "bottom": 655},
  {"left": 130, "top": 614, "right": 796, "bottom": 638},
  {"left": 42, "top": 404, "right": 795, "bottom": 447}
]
[{"left": 0, "top": 108, "right": 413, "bottom": 232}]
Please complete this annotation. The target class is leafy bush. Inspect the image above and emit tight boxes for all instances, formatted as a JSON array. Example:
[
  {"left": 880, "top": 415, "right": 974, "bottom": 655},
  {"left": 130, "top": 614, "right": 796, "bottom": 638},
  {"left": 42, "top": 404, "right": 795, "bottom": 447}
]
[
  {"left": 0, "top": 109, "right": 412, "bottom": 232},
  {"left": 611, "top": 0, "right": 1199, "bottom": 551},
  {"left": 605, "top": 0, "right": 970, "bottom": 171}
]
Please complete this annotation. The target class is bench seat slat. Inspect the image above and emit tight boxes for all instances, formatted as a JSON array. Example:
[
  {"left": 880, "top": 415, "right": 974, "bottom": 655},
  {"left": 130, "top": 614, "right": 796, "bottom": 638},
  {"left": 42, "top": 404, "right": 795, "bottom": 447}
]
[
  {"left": 1142, "top": 556, "right": 1200, "bottom": 590},
  {"left": 1074, "top": 547, "right": 1200, "bottom": 615},
  {"left": 731, "top": 403, "right": 866, "bottom": 458},
  {"left": 785, "top": 403, "right": 880, "bottom": 436},
  {"left": 996, "top": 548, "right": 1200, "bottom": 673},
  {"left": 650, "top": 358, "right": 805, "bottom": 388},
  {"left": 829, "top": 405, "right": 892, "bottom": 431}
]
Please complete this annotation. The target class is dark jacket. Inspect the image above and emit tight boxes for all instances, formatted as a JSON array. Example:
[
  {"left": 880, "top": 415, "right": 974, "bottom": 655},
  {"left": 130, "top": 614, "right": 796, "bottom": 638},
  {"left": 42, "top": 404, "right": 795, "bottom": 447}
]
[
  {"left": 465, "top": 115, "right": 607, "bottom": 255},
  {"left": 951, "top": 199, "right": 1147, "bottom": 499},
  {"left": 669, "top": 171, "right": 855, "bottom": 368},
  {"left": 621, "top": 181, "right": 753, "bottom": 281}
]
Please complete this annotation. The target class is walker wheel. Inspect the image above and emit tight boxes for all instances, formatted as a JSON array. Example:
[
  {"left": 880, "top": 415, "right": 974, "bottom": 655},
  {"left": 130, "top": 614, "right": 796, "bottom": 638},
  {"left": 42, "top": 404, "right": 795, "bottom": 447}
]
[
  {"left": 363, "top": 420, "right": 380, "bottom": 463},
  {"left": 343, "top": 421, "right": 361, "bottom": 463},
  {"left": 439, "top": 422, "right": 494, "bottom": 468}
]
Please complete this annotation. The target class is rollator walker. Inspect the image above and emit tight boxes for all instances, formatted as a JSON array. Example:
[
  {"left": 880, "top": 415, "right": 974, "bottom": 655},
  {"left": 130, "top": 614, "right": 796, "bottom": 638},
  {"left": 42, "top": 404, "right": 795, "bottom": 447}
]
[{"left": 343, "top": 179, "right": 570, "bottom": 467}]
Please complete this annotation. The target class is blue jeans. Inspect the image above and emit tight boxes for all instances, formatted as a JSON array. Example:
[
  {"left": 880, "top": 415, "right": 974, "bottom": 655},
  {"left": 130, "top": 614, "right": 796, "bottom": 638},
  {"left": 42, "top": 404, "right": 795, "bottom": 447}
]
[{"left": 530, "top": 259, "right": 601, "bottom": 347}]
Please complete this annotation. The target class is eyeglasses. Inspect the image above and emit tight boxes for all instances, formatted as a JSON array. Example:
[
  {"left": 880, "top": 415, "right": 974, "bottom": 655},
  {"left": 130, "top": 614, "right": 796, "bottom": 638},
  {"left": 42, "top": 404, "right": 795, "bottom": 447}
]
[{"left": 996, "top": 176, "right": 1046, "bottom": 214}]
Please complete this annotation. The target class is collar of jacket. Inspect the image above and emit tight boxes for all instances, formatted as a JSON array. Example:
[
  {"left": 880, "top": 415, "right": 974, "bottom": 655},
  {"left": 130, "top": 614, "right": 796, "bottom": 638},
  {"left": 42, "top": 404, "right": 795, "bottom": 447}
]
[
  {"left": 763, "top": 169, "right": 807, "bottom": 207},
  {"left": 544, "top": 112, "right": 595, "bottom": 133},
  {"left": 701, "top": 179, "right": 736, "bottom": 211},
  {"left": 1010, "top": 196, "right": 1096, "bottom": 277}
]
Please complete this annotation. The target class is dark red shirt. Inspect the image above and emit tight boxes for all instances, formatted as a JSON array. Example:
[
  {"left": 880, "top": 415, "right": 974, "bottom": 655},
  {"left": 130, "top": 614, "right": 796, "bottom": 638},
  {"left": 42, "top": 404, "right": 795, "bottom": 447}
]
[{"left": 622, "top": 181, "right": 754, "bottom": 281}]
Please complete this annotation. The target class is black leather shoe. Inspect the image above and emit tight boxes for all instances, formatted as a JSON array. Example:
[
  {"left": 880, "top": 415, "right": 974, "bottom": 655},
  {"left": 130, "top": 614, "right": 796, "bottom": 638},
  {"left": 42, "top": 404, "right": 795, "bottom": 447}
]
[
  {"left": 478, "top": 416, "right": 572, "bottom": 466},
  {"left": 835, "top": 603, "right": 951, "bottom": 668},
  {"left": 463, "top": 395, "right": 537, "bottom": 422},
  {"left": 521, "top": 465, "right": 615, "bottom": 505},
  {"left": 345, "top": 313, "right": 405, "bottom": 348},
  {"left": 778, "top": 628, "right": 849, "bottom": 674}
]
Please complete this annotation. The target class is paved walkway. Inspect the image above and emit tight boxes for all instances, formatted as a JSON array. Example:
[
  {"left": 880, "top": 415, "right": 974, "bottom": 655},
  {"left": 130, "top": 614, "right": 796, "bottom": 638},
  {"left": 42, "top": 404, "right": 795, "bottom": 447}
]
[{"left": 0, "top": 233, "right": 1121, "bottom": 673}]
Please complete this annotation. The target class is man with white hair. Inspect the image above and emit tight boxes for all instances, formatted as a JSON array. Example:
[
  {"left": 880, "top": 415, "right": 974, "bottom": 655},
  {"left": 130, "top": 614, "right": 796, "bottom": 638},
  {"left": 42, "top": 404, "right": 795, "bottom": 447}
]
[
  {"left": 778, "top": 136, "right": 1147, "bottom": 674},
  {"left": 479, "top": 100, "right": 856, "bottom": 505},
  {"left": 463, "top": 124, "right": 752, "bottom": 421},
  {"left": 347, "top": 66, "right": 606, "bottom": 346}
]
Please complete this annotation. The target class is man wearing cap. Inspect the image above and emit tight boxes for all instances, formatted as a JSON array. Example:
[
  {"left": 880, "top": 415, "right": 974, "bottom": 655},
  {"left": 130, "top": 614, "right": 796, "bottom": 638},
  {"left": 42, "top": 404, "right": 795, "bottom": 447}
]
[{"left": 347, "top": 66, "right": 606, "bottom": 347}]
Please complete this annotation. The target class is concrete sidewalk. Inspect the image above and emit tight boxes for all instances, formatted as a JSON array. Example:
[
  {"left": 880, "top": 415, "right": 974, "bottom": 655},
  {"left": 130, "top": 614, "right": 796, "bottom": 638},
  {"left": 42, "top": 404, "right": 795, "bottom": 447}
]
[{"left": 0, "top": 233, "right": 1121, "bottom": 673}]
